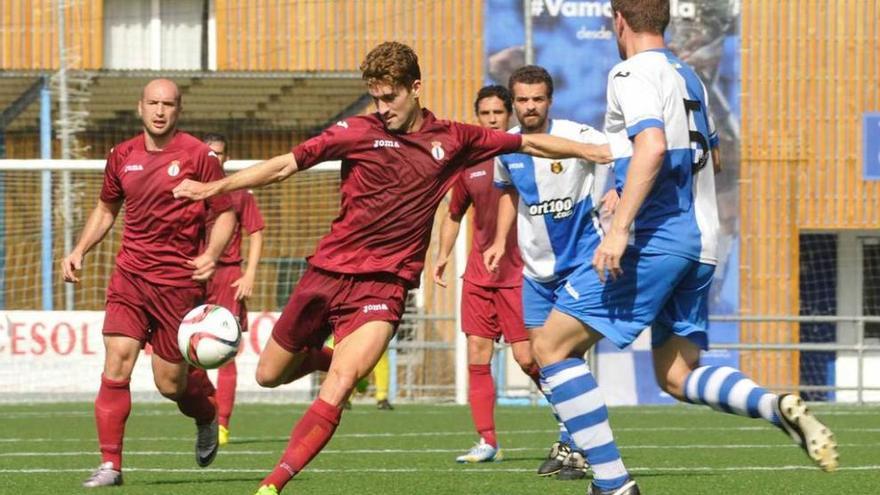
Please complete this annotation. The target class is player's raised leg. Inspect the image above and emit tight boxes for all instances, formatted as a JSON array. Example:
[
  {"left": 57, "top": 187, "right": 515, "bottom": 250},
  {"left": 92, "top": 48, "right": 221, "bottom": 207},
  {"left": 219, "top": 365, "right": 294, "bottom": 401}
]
[
  {"left": 532, "top": 310, "right": 632, "bottom": 493},
  {"left": 256, "top": 321, "right": 393, "bottom": 494},
  {"left": 654, "top": 334, "right": 839, "bottom": 472},
  {"left": 256, "top": 336, "right": 334, "bottom": 388}
]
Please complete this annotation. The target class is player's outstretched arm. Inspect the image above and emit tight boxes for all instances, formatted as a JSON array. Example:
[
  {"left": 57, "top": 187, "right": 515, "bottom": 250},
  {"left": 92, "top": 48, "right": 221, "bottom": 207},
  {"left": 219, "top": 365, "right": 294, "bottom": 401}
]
[
  {"left": 61, "top": 199, "right": 122, "bottom": 283},
  {"left": 483, "top": 189, "right": 517, "bottom": 273},
  {"left": 434, "top": 210, "right": 464, "bottom": 288},
  {"left": 234, "top": 230, "right": 263, "bottom": 300},
  {"left": 190, "top": 209, "right": 236, "bottom": 282},
  {"left": 173, "top": 152, "right": 299, "bottom": 201},
  {"left": 519, "top": 134, "right": 612, "bottom": 164},
  {"left": 592, "top": 127, "right": 666, "bottom": 282}
]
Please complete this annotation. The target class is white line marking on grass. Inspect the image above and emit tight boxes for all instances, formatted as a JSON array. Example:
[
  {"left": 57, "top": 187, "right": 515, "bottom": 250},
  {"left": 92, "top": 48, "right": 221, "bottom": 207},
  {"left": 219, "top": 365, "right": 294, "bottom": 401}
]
[
  {"left": 2, "top": 443, "right": 876, "bottom": 457},
  {"left": 1, "top": 465, "right": 878, "bottom": 475},
  {"left": 0, "top": 410, "right": 180, "bottom": 419},
  {"left": 2, "top": 426, "right": 880, "bottom": 444},
  {"left": 4, "top": 406, "right": 876, "bottom": 420}
]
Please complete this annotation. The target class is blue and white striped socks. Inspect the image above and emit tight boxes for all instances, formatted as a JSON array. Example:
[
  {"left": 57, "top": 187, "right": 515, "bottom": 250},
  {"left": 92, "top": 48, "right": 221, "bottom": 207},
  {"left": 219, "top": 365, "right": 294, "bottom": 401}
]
[
  {"left": 542, "top": 358, "right": 629, "bottom": 491},
  {"left": 684, "top": 365, "right": 781, "bottom": 426},
  {"left": 539, "top": 377, "right": 581, "bottom": 452}
]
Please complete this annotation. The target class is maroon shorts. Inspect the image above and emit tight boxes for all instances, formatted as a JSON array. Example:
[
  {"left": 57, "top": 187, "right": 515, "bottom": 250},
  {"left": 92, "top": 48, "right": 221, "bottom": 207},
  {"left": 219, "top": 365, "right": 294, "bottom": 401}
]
[
  {"left": 272, "top": 265, "right": 409, "bottom": 353},
  {"left": 103, "top": 268, "right": 204, "bottom": 362},
  {"left": 461, "top": 280, "right": 528, "bottom": 343},
  {"left": 206, "top": 263, "right": 248, "bottom": 331}
]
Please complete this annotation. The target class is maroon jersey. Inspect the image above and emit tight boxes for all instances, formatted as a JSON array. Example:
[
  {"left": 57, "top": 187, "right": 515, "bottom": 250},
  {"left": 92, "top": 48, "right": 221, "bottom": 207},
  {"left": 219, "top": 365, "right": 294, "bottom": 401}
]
[
  {"left": 206, "top": 189, "right": 266, "bottom": 266},
  {"left": 292, "top": 109, "right": 522, "bottom": 285},
  {"left": 448, "top": 159, "right": 523, "bottom": 288},
  {"left": 100, "top": 131, "right": 232, "bottom": 288}
]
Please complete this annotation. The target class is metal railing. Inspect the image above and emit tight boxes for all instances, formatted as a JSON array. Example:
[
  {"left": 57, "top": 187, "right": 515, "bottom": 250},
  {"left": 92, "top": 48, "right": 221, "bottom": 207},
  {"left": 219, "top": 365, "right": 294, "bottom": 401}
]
[
  {"left": 709, "top": 315, "right": 880, "bottom": 405},
  {"left": 385, "top": 314, "right": 880, "bottom": 404}
]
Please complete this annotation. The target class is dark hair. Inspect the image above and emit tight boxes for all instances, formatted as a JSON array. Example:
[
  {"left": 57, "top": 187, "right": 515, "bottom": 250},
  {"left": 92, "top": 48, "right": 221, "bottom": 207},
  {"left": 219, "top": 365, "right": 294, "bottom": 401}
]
[
  {"left": 474, "top": 85, "right": 512, "bottom": 114},
  {"left": 611, "top": 0, "right": 670, "bottom": 35},
  {"left": 508, "top": 65, "right": 554, "bottom": 99},
  {"left": 202, "top": 133, "right": 227, "bottom": 146},
  {"left": 360, "top": 42, "right": 421, "bottom": 88}
]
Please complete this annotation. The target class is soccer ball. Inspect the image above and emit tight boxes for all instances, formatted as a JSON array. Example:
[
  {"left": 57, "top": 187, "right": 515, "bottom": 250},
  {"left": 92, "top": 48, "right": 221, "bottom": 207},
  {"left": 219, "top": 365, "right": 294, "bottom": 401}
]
[{"left": 177, "top": 304, "right": 241, "bottom": 369}]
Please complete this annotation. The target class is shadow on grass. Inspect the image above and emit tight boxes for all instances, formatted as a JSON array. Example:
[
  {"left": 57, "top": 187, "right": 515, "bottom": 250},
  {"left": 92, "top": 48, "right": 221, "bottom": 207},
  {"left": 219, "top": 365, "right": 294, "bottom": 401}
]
[{"left": 142, "top": 475, "right": 261, "bottom": 486}]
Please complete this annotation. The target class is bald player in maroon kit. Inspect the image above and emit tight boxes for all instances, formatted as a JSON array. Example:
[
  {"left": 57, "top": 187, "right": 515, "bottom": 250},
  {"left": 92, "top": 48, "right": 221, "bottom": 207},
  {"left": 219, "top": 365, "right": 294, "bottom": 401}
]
[
  {"left": 434, "top": 85, "right": 540, "bottom": 463},
  {"left": 173, "top": 42, "right": 610, "bottom": 495},
  {"left": 62, "top": 79, "right": 236, "bottom": 488}
]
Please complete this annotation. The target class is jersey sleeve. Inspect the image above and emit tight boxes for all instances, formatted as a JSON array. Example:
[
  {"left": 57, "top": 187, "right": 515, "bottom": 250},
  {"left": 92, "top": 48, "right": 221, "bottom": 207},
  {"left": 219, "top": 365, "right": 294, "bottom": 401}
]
[
  {"left": 238, "top": 190, "right": 266, "bottom": 235},
  {"left": 575, "top": 123, "right": 609, "bottom": 146},
  {"left": 493, "top": 156, "right": 513, "bottom": 189},
  {"left": 99, "top": 148, "right": 123, "bottom": 203},
  {"left": 197, "top": 147, "right": 233, "bottom": 214},
  {"left": 446, "top": 178, "right": 472, "bottom": 219},
  {"left": 455, "top": 123, "right": 523, "bottom": 168},
  {"left": 292, "top": 119, "right": 361, "bottom": 170},
  {"left": 608, "top": 64, "right": 665, "bottom": 138}
]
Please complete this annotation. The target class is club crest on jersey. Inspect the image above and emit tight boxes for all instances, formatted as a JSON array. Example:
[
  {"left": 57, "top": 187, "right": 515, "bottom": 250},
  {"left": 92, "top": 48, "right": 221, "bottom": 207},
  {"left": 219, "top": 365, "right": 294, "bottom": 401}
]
[
  {"left": 550, "top": 161, "right": 563, "bottom": 174},
  {"left": 167, "top": 161, "right": 180, "bottom": 177},
  {"left": 431, "top": 141, "right": 445, "bottom": 161}
]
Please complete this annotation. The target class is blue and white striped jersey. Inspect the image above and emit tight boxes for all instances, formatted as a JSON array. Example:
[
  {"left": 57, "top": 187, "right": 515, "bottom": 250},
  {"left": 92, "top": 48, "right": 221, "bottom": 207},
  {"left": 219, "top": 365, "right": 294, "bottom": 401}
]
[
  {"left": 604, "top": 48, "right": 720, "bottom": 264},
  {"left": 495, "top": 119, "right": 612, "bottom": 282}
]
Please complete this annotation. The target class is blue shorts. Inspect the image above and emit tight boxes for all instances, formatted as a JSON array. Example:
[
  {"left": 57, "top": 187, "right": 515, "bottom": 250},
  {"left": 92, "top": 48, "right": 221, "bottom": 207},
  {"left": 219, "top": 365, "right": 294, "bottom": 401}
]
[
  {"left": 554, "top": 250, "right": 713, "bottom": 350},
  {"left": 522, "top": 275, "right": 566, "bottom": 328}
]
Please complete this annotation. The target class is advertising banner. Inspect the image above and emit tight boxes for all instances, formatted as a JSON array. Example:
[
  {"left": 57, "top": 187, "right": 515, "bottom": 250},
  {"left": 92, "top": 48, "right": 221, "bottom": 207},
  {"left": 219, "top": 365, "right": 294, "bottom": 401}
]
[{"left": 0, "top": 311, "right": 311, "bottom": 401}]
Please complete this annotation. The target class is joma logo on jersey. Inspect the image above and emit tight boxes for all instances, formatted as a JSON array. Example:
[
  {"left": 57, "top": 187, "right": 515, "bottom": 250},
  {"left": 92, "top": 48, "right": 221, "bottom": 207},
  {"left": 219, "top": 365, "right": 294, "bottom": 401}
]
[
  {"left": 528, "top": 197, "right": 574, "bottom": 220},
  {"left": 124, "top": 164, "right": 143, "bottom": 173},
  {"left": 469, "top": 170, "right": 487, "bottom": 179},
  {"left": 363, "top": 303, "right": 390, "bottom": 314},
  {"left": 508, "top": 162, "right": 525, "bottom": 170},
  {"left": 374, "top": 139, "right": 400, "bottom": 149}
]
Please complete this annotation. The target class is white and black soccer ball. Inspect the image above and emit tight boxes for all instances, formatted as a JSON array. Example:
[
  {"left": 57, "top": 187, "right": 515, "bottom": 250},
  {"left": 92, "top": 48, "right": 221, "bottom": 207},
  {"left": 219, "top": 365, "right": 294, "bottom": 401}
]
[{"left": 177, "top": 304, "right": 241, "bottom": 369}]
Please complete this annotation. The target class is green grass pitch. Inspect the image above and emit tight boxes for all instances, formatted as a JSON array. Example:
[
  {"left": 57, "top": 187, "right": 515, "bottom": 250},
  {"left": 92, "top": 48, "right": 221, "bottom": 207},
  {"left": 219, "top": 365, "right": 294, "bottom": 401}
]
[{"left": 0, "top": 401, "right": 877, "bottom": 494}]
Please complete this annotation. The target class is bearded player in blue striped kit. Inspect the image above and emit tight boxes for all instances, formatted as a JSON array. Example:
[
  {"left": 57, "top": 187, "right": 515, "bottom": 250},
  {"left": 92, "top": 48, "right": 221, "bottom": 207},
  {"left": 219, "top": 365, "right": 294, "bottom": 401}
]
[{"left": 529, "top": 1, "right": 839, "bottom": 494}]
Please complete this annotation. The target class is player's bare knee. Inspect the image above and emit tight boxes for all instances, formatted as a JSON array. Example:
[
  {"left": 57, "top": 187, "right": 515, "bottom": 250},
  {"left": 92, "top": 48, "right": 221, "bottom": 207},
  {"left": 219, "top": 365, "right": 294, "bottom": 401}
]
[
  {"left": 657, "top": 372, "right": 688, "bottom": 400},
  {"left": 102, "top": 352, "right": 137, "bottom": 381},
  {"left": 513, "top": 350, "right": 535, "bottom": 372},
  {"left": 155, "top": 380, "right": 185, "bottom": 400},
  {"left": 531, "top": 330, "right": 558, "bottom": 359},
  {"left": 255, "top": 366, "right": 283, "bottom": 388},
  {"left": 326, "top": 367, "right": 359, "bottom": 394}
]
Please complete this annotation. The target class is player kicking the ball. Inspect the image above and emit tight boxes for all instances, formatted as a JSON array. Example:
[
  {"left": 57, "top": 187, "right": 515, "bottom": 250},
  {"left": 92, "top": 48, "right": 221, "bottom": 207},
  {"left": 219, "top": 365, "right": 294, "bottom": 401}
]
[{"left": 172, "top": 42, "right": 611, "bottom": 495}]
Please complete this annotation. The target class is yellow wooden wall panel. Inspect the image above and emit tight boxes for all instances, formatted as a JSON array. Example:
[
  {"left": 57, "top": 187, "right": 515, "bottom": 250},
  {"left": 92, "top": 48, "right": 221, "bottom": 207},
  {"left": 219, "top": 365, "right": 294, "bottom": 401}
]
[
  {"left": 742, "top": 0, "right": 880, "bottom": 389},
  {"left": 0, "top": 0, "right": 100, "bottom": 69},
  {"left": 794, "top": 0, "right": 880, "bottom": 229},
  {"left": 215, "top": 0, "right": 482, "bottom": 123},
  {"left": 741, "top": 0, "right": 801, "bottom": 388}
]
